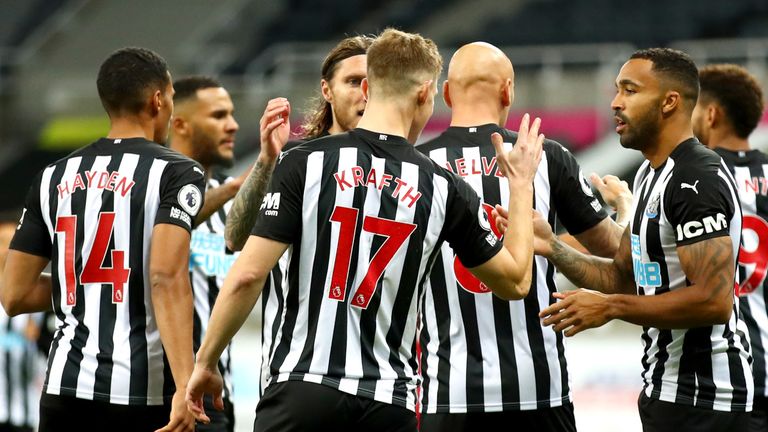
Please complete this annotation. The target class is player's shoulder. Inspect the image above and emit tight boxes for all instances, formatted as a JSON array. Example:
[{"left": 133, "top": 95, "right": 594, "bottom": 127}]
[{"left": 669, "top": 139, "right": 723, "bottom": 180}]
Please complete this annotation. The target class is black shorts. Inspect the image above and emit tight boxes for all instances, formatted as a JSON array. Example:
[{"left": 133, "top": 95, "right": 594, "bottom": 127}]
[
  {"left": 196, "top": 395, "right": 234, "bottom": 432},
  {"left": 638, "top": 392, "right": 750, "bottom": 432},
  {"left": 749, "top": 395, "right": 768, "bottom": 432},
  {"left": 39, "top": 393, "right": 171, "bottom": 432},
  {"left": 253, "top": 381, "right": 417, "bottom": 432},
  {"left": 419, "top": 402, "right": 576, "bottom": 432},
  {"left": 0, "top": 424, "right": 33, "bottom": 432}
]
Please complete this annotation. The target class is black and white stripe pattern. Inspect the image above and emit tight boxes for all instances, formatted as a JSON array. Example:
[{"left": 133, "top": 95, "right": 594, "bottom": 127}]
[
  {"left": 0, "top": 312, "right": 40, "bottom": 428},
  {"left": 717, "top": 148, "right": 768, "bottom": 398},
  {"left": 631, "top": 139, "right": 752, "bottom": 412},
  {"left": 190, "top": 174, "right": 238, "bottom": 401},
  {"left": 11, "top": 138, "right": 204, "bottom": 406},
  {"left": 417, "top": 125, "right": 606, "bottom": 413},
  {"left": 251, "top": 129, "right": 501, "bottom": 411}
]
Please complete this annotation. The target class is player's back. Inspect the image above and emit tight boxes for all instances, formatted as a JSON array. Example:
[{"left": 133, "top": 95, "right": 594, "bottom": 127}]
[
  {"left": 251, "top": 128, "right": 500, "bottom": 411},
  {"left": 716, "top": 147, "right": 768, "bottom": 397},
  {"left": 15, "top": 137, "right": 203, "bottom": 405}
]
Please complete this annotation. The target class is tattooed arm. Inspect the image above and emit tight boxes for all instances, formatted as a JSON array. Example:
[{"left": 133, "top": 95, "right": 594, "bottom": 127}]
[
  {"left": 539, "top": 235, "right": 734, "bottom": 336},
  {"left": 224, "top": 98, "right": 291, "bottom": 251}
]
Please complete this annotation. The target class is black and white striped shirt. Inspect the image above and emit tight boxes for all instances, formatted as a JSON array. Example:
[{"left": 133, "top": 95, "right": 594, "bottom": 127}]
[
  {"left": 251, "top": 128, "right": 502, "bottom": 411},
  {"left": 10, "top": 137, "right": 205, "bottom": 405},
  {"left": 717, "top": 147, "right": 768, "bottom": 399},
  {"left": 0, "top": 312, "right": 40, "bottom": 428},
  {"left": 190, "top": 174, "right": 237, "bottom": 401},
  {"left": 417, "top": 124, "right": 607, "bottom": 413},
  {"left": 631, "top": 138, "right": 752, "bottom": 412}
]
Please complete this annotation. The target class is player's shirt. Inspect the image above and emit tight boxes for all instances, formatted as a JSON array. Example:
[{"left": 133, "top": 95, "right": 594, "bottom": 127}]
[
  {"left": 0, "top": 312, "right": 41, "bottom": 428},
  {"left": 717, "top": 147, "right": 768, "bottom": 398},
  {"left": 631, "top": 138, "right": 752, "bottom": 412},
  {"left": 418, "top": 124, "right": 607, "bottom": 413},
  {"left": 251, "top": 128, "right": 502, "bottom": 411},
  {"left": 190, "top": 173, "right": 237, "bottom": 401},
  {"left": 10, "top": 137, "right": 205, "bottom": 405}
]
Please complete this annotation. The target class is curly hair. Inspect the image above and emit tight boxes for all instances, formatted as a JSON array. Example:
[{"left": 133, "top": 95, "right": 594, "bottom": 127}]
[{"left": 699, "top": 64, "right": 765, "bottom": 138}]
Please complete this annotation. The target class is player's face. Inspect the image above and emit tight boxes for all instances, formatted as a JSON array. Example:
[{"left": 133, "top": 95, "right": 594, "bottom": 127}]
[
  {"left": 611, "top": 59, "right": 663, "bottom": 151},
  {"left": 187, "top": 87, "right": 239, "bottom": 168},
  {"left": 326, "top": 54, "right": 367, "bottom": 133},
  {"left": 155, "top": 79, "right": 174, "bottom": 145},
  {"left": 691, "top": 100, "right": 711, "bottom": 147}
]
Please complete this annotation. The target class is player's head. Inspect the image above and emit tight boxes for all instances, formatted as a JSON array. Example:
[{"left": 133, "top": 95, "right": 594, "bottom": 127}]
[
  {"left": 171, "top": 76, "right": 239, "bottom": 169},
  {"left": 692, "top": 64, "right": 764, "bottom": 148},
  {"left": 301, "top": 35, "right": 373, "bottom": 139},
  {"left": 364, "top": 28, "right": 443, "bottom": 142},
  {"left": 612, "top": 48, "right": 699, "bottom": 151},
  {"left": 97, "top": 47, "right": 174, "bottom": 144},
  {"left": 443, "top": 42, "right": 514, "bottom": 126}
]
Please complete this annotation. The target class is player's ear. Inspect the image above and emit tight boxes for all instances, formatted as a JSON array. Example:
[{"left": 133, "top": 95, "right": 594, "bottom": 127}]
[
  {"left": 150, "top": 89, "right": 163, "bottom": 116},
  {"left": 661, "top": 90, "right": 681, "bottom": 116},
  {"left": 361, "top": 78, "right": 370, "bottom": 102},
  {"left": 501, "top": 78, "right": 513, "bottom": 108},
  {"left": 417, "top": 80, "right": 433, "bottom": 106},
  {"left": 442, "top": 80, "right": 452, "bottom": 108},
  {"left": 321, "top": 79, "right": 333, "bottom": 103},
  {"left": 171, "top": 115, "right": 188, "bottom": 136},
  {"left": 707, "top": 104, "right": 720, "bottom": 128}
]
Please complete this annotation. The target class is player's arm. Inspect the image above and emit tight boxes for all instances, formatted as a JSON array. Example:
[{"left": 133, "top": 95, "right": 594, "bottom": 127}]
[
  {"left": 541, "top": 236, "right": 734, "bottom": 336},
  {"left": 193, "top": 175, "right": 243, "bottom": 227},
  {"left": 225, "top": 98, "right": 290, "bottom": 251},
  {"left": 464, "top": 115, "right": 542, "bottom": 300},
  {"left": 573, "top": 173, "right": 633, "bottom": 255},
  {"left": 0, "top": 251, "right": 51, "bottom": 315},
  {"left": 187, "top": 236, "right": 287, "bottom": 423}
]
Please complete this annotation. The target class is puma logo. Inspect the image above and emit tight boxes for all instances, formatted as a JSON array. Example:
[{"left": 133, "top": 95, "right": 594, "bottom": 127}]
[{"left": 681, "top": 180, "right": 699, "bottom": 194}]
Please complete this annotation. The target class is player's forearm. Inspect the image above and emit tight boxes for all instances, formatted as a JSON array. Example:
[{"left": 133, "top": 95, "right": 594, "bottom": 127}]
[
  {"left": 0, "top": 274, "right": 52, "bottom": 316},
  {"left": 499, "top": 181, "right": 534, "bottom": 297},
  {"left": 224, "top": 156, "right": 276, "bottom": 251},
  {"left": 610, "top": 283, "right": 733, "bottom": 328},
  {"left": 194, "top": 182, "right": 239, "bottom": 227},
  {"left": 195, "top": 270, "right": 265, "bottom": 369},
  {"left": 548, "top": 238, "right": 635, "bottom": 295},
  {"left": 151, "top": 272, "right": 194, "bottom": 389}
]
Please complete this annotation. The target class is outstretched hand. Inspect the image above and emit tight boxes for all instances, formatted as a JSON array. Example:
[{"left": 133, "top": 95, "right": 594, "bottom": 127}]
[
  {"left": 259, "top": 98, "right": 291, "bottom": 162},
  {"left": 538, "top": 289, "right": 612, "bottom": 337},
  {"left": 491, "top": 113, "right": 544, "bottom": 184}
]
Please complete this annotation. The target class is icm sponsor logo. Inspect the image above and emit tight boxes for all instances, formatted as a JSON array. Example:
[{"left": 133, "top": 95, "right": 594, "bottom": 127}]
[
  {"left": 260, "top": 192, "right": 281, "bottom": 216},
  {"left": 676, "top": 213, "right": 727, "bottom": 241}
]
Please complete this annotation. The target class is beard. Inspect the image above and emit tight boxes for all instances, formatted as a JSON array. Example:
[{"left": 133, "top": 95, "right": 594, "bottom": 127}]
[{"left": 618, "top": 107, "right": 661, "bottom": 152}]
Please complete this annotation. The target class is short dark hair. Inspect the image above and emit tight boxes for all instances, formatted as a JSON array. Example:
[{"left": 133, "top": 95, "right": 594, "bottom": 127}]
[
  {"left": 699, "top": 64, "right": 765, "bottom": 139},
  {"left": 631, "top": 47, "right": 699, "bottom": 107},
  {"left": 173, "top": 75, "right": 222, "bottom": 104},
  {"left": 97, "top": 47, "right": 170, "bottom": 116}
]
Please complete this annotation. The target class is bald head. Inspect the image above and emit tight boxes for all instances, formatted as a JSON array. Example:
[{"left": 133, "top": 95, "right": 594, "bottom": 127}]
[{"left": 444, "top": 42, "right": 514, "bottom": 126}]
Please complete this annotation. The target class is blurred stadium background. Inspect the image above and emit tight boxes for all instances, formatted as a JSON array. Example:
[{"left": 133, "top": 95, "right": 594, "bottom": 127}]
[{"left": 1, "top": 0, "right": 767, "bottom": 430}]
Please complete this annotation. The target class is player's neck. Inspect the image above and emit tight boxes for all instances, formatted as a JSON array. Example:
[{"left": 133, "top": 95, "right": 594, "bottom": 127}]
[
  {"left": 106, "top": 116, "right": 155, "bottom": 142},
  {"left": 643, "top": 121, "right": 694, "bottom": 169},
  {"left": 710, "top": 132, "right": 751, "bottom": 152},
  {"left": 449, "top": 105, "right": 503, "bottom": 128},
  {"left": 356, "top": 99, "right": 415, "bottom": 142}
]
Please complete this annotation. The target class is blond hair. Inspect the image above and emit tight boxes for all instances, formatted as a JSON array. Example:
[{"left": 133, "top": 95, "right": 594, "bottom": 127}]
[{"left": 366, "top": 28, "right": 443, "bottom": 98}]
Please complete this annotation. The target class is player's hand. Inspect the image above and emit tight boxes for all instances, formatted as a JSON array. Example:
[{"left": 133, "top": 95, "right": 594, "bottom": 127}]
[
  {"left": 259, "top": 97, "right": 291, "bottom": 162},
  {"left": 531, "top": 210, "right": 556, "bottom": 257},
  {"left": 590, "top": 173, "right": 632, "bottom": 216},
  {"left": 155, "top": 389, "right": 195, "bottom": 432},
  {"left": 491, "top": 113, "right": 544, "bottom": 184},
  {"left": 539, "top": 289, "right": 613, "bottom": 337},
  {"left": 491, "top": 204, "right": 508, "bottom": 235},
  {"left": 185, "top": 364, "right": 224, "bottom": 425}
]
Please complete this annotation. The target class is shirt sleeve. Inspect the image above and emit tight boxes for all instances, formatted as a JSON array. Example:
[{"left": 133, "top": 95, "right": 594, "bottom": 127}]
[
  {"left": 154, "top": 159, "right": 206, "bottom": 232},
  {"left": 664, "top": 166, "right": 734, "bottom": 246},
  {"left": 250, "top": 150, "right": 305, "bottom": 244},
  {"left": 10, "top": 172, "right": 52, "bottom": 258},
  {"left": 441, "top": 173, "right": 503, "bottom": 268},
  {"left": 546, "top": 142, "right": 608, "bottom": 234}
]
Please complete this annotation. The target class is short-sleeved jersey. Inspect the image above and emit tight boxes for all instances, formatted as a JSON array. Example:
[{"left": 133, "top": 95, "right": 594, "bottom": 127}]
[
  {"left": 250, "top": 128, "right": 502, "bottom": 411},
  {"left": 717, "top": 147, "right": 768, "bottom": 398},
  {"left": 189, "top": 173, "right": 237, "bottom": 402},
  {"left": 417, "top": 124, "right": 607, "bottom": 413},
  {"left": 10, "top": 137, "right": 205, "bottom": 405},
  {"left": 630, "top": 138, "right": 752, "bottom": 412}
]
